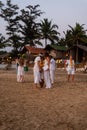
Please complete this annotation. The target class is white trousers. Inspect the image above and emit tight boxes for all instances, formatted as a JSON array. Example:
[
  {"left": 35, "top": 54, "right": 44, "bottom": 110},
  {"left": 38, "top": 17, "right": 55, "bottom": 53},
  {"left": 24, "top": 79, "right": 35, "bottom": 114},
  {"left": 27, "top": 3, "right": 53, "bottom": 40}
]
[
  {"left": 33, "top": 70, "right": 40, "bottom": 84},
  {"left": 44, "top": 70, "right": 51, "bottom": 88},
  {"left": 50, "top": 70, "right": 55, "bottom": 84}
]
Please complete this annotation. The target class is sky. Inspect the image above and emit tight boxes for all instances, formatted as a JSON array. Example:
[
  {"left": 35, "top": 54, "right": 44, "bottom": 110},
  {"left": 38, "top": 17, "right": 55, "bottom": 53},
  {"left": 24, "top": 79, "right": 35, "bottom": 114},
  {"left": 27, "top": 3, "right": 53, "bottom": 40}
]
[{"left": 0, "top": 0, "right": 87, "bottom": 37}]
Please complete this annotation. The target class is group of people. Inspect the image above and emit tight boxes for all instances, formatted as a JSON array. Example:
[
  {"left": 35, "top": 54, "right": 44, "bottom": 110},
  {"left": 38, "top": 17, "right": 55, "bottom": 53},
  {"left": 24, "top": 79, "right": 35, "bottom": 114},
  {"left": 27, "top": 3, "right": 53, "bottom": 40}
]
[
  {"left": 33, "top": 53, "right": 56, "bottom": 89},
  {"left": 16, "top": 53, "right": 76, "bottom": 87}
]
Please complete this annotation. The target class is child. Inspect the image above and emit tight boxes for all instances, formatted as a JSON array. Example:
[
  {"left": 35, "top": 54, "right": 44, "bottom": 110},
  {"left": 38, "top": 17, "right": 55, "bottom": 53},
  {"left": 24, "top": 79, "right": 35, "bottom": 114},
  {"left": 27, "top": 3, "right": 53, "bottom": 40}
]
[{"left": 17, "top": 58, "right": 24, "bottom": 82}]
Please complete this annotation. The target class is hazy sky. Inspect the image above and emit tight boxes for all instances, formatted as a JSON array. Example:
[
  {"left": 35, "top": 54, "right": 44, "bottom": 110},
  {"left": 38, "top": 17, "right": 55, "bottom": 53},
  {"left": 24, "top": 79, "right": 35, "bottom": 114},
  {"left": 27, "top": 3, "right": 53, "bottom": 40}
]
[{"left": 0, "top": 0, "right": 87, "bottom": 36}]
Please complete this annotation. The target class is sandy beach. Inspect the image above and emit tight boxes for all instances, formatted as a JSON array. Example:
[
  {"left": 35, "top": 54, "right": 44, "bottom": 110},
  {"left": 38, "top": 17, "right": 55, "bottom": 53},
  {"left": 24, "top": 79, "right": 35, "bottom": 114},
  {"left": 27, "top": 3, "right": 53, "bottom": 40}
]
[{"left": 0, "top": 68, "right": 87, "bottom": 130}]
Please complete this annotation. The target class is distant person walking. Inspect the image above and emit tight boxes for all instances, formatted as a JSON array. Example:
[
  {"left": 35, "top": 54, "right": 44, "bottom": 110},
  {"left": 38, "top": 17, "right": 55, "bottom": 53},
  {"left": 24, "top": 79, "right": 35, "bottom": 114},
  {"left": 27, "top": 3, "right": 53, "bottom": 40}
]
[{"left": 65, "top": 55, "right": 75, "bottom": 82}]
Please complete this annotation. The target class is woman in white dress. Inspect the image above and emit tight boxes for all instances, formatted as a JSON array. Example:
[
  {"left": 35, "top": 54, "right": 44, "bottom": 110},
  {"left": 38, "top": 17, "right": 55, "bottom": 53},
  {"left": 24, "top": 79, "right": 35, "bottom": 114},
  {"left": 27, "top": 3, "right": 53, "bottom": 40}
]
[
  {"left": 17, "top": 58, "right": 24, "bottom": 82},
  {"left": 33, "top": 55, "right": 41, "bottom": 88},
  {"left": 43, "top": 54, "right": 51, "bottom": 89}
]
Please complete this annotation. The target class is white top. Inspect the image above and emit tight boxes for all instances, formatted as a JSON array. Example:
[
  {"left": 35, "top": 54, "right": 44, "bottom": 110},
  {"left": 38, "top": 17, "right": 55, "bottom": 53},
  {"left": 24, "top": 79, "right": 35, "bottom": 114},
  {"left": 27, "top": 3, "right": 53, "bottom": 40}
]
[
  {"left": 66, "top": 60, "right": 75, "bottom": 69},
  {"left": 50, "top": 58, "right": 56, "bottom": 70},
  {"left": 33, "top": 56, "right": 41, "bottom": 71},
  {"left": 43, "top": 59, "right": 49, "bottom": 71}
]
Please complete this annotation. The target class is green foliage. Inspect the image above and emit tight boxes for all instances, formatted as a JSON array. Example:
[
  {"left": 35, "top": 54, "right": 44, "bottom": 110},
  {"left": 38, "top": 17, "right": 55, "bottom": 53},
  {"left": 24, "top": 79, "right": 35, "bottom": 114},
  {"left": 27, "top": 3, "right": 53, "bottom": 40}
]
[
  {"left": 18, "top": 5, "right": 43, "bottom": 47},
  {"left": 64, "top": 23, "right": 87, "bottom": 47},
  {"left": 0, "top": 0, "right": 22, "bottom": 52},
  {"left": 40, "top": 18, "right": 60, "bottom": 47},
  {"left": 0, "top": 0, "right": 87, "bottom": 58},
  {"left": 0, "top": 33, "right": 7, "bottom": 48}
]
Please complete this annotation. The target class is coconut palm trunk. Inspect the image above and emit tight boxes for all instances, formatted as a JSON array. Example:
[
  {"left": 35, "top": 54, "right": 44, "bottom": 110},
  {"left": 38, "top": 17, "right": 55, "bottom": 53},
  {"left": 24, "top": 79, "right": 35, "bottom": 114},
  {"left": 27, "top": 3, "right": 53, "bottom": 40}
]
[
  {"left": 76, "top": 41, "right": 78, "bottom": 63},
  {"left": 45, "top": 38, "right": 47, "bottom": 47}
]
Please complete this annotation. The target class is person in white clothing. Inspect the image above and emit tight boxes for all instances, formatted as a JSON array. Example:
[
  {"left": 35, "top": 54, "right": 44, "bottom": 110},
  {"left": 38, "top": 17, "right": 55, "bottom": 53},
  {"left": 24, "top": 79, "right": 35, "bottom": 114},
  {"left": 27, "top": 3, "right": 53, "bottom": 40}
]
[
  {"left": 50, "top": 56, "right": 56, "bottom": 86},
  {"left": 43, "top": 53, "right": 51, "bottom": 89},
  {"left": 33, "top": 54, "right": 44, "bottom": 88},
  {"left": 65, "top": 55, "right": 75, "bottom": 82},
  {"left": 39, "top": 56, "right": 44, "bottom": 88},
  {"left": 17, "top": 58, "right": 24, "bottom": 82}
]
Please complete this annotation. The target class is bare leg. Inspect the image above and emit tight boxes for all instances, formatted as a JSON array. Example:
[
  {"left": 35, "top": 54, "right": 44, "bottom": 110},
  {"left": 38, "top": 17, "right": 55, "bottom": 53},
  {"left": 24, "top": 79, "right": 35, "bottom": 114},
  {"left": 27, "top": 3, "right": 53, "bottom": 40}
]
[
  {"left": 72, "top": 74, "right": 74, "bottom": 82},
  {"left": 39, "top": 79, "right": 44, "bottom": 88},
  {"left": 68, "top": 74, "right": 70, "bottom": 82},
  {"left": 35, "top": 83, "right": 37, "bottom": 88}
]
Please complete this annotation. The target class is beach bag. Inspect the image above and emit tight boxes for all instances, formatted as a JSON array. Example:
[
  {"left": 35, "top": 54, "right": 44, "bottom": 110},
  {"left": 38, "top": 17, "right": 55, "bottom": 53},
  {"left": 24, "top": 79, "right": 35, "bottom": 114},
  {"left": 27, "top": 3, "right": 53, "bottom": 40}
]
[{"left": 24, "top": 66, "right": 28, "bottom": 72}]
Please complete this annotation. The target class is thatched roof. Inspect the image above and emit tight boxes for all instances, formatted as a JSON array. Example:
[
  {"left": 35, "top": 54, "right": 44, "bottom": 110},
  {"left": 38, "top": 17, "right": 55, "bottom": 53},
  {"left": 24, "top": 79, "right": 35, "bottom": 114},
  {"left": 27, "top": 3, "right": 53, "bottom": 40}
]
[
  {"left": 45, "top": 44, "right": 68, "bottom": 51},
  {"left": 77, "top": 44, "right": 87, "bottom": 52},
  {"left": 22, "top": 46, "right": 46, "bottom": 54}
]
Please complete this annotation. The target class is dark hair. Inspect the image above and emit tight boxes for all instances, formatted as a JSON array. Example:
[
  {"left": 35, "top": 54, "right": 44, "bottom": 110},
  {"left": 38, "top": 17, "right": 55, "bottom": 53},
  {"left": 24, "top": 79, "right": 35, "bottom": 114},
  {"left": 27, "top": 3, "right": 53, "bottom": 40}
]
[
  {"left": 19, "top": 58, "right": 24, "bottom": 66},
  {"left": 44, "top": 52, "right": 49, "bottom": 58}
]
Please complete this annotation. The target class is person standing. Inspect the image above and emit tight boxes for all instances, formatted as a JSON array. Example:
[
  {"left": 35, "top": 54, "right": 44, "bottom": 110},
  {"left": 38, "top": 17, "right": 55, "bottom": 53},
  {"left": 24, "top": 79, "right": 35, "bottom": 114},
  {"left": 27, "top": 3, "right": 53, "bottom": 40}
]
[
  {"left": 17, "top": 58, "right": 24, "bottom": 82},
  {"left": 39, "top": 56, "right": 44, "bottom": 88},
  {"left": 33, "top": 54, "right": 41, "bottom": 88},
  {"left": 43, "top": 53, "right": 52, "bottom": 89},
  {"left": 65, "top": 55, "right": 75, "bottom": 82},
  {"left": 50, "top": 56, "right": 56, "bottom": 86}
]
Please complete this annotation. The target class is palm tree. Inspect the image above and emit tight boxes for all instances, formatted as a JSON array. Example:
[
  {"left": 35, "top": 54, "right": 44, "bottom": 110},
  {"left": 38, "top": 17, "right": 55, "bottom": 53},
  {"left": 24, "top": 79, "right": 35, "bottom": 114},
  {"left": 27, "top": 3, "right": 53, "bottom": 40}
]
[
  {"left": 64, "top": 23, "right": 87, "bottom": 62},
  {"left": 40, "top": 18, "right": 60, "bottom": 47},
  {"left": 58, "top": 37, "right": 66, "bottom": 46}
]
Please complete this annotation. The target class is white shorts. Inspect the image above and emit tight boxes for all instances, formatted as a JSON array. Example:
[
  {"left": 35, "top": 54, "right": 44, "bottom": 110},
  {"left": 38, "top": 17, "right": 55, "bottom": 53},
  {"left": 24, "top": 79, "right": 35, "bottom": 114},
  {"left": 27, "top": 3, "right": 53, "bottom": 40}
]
[{"left": 67, "top": 68, "right": 75, "bottom": 75}]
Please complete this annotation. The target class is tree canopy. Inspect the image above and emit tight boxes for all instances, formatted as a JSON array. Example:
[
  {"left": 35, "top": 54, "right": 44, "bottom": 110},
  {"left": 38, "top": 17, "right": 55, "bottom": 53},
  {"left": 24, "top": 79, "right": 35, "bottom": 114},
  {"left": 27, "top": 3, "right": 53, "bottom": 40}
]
[{"left": 0, "top": 0, "right": 87, "bottom": 59}]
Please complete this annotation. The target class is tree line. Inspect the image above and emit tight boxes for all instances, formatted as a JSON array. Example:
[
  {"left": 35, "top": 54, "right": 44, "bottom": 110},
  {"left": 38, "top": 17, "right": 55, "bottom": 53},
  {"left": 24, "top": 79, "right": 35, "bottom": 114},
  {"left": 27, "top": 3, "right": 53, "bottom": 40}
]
[{"left": 0, "top": 0, "right": 87, "bottom": 58}]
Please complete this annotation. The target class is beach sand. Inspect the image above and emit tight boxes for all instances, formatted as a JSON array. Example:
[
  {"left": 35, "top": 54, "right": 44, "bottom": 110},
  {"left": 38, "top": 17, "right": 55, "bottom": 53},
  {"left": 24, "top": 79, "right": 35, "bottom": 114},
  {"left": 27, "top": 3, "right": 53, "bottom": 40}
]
[{"left": 0, "top": 68, "right": 87, "bottom": 130}]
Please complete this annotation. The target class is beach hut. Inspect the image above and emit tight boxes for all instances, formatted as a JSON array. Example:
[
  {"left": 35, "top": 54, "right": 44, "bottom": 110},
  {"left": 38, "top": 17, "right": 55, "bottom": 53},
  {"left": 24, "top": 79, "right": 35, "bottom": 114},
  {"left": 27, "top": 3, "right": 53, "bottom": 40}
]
[
  {"left": 68, "top": 44, "right": 87, "bottom": 63},
  {"left": 21, "top": 46, "right": 46, "bottom": 62},
  {"left": 44, "top": 44, "right": 68, "bottom": 59}
]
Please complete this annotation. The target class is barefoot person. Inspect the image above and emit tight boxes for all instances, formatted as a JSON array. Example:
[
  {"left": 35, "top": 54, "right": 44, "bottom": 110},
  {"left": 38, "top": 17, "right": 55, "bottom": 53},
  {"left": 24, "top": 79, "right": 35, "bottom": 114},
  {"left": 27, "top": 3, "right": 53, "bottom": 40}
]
[{"left": 65, "top": 55, "right": 75, "bottom": 82}]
